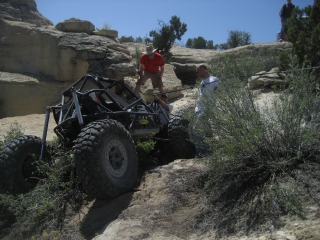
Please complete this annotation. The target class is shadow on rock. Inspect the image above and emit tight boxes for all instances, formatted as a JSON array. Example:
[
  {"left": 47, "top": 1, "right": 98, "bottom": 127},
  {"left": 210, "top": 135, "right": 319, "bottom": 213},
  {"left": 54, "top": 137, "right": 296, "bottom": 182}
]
[{"left": 80, "top": 192, "right": 134, "bottom": 239}]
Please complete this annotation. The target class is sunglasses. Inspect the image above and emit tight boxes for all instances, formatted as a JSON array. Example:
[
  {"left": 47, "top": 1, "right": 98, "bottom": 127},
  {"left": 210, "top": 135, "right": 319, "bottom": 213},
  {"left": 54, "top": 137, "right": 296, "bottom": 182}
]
[{"left": 161, "top": 95, "right": 168, "bottom": 98}]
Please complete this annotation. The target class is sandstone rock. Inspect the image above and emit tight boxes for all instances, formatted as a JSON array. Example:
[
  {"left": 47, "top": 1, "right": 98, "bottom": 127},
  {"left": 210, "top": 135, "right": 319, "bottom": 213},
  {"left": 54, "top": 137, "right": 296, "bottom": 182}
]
[
  {"left": 106, "top": 63, "right": 137, "bottom": 80},
  {"left": 124, "top": 42, "right": 293, "bottom": 85},
  {"left": 92, "top": 29, "right": 118, "bottom": 38},
  {"left": 170, "top": 62, "right": 197, "bottom": 85},
  {"left": 0, "top": 18, "right": 135, "bottom": 82},
  {"left": 248, "top": 67, "right": 288, "bottom": 89},
  {"left": 108, "top": 44, "right": 131, "bottom": 56},
  {"left": 55, "top": 18, "right": 95, "bottom": 34},
  {"left": 0, "top": 0, "right": 53, "bottom": 26},
  {"left": 0, "top": 72, "right": 70, "bottom": 117}
]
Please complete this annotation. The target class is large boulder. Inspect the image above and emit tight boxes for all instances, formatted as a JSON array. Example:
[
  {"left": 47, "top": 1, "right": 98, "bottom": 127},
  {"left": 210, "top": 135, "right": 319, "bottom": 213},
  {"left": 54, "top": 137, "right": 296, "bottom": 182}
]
[
  {"left": 55, "top": 18, "right": 95, "bottom": 34},
  {"left": 0, "top": 18, "right": 135, "bottom": 82},
  {"left": 0, "top": 0, "right": 53, "bottom": 26},
  {"left": 170, "top": 42, "right": 293, "bottom": 85},
  {"left": 92, "top": 29, "right": 118, "bottom": 38},
  {"left": 0, "top": 72, "right": 70, "bottom": 117},
  {"left": 247, "top": 67, "right": 288, "bottom": 89}
]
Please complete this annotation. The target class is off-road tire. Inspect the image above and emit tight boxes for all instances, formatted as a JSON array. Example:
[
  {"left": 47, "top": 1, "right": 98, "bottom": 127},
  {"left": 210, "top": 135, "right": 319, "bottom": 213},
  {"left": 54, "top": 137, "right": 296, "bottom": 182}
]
[
  {"left": 168, "top": 108, "right": 196, "bottom": 159},
  {"left": 0, "top": 135, "right": 51, "bottom": 194},
  {"left": 74, "top": 119, "right": 138, "bottom": 199},
  {"left": 150, "top": 140, "right": 178, "bottom": 165}
]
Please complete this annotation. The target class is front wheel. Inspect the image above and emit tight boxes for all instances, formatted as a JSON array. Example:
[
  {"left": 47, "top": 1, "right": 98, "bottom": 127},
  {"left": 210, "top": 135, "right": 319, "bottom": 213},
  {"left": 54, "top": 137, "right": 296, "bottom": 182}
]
[
  {"left": 74, "top": 119, "right": 138, "bottom": 199},
  {"left": 0, "top": 135, "right": 51, "bottom": 194}
]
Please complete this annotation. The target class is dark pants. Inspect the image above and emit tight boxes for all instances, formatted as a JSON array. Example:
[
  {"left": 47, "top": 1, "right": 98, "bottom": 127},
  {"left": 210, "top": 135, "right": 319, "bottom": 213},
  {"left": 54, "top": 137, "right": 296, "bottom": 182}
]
[{"left": 280, "top": 17, "right": 288, "bottom": 40}]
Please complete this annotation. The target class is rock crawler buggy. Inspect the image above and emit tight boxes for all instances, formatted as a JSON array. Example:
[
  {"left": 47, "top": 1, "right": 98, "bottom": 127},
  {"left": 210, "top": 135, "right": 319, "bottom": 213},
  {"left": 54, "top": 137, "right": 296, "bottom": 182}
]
[{"left": 0, "top": 74, "right": 196, "bottom": 199}]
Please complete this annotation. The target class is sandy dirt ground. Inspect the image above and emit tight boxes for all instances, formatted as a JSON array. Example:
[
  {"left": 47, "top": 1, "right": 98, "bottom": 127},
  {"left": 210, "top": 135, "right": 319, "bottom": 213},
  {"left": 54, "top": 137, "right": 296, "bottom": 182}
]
[{"left": 0, "top": 113, "right": 57, "bottom": 142}]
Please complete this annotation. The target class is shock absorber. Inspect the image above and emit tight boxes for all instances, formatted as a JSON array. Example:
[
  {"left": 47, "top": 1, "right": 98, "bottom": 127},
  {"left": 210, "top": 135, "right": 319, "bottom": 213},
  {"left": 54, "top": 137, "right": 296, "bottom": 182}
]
[{"left": 71, "top": 87, "right": 84, "bottom": 128}]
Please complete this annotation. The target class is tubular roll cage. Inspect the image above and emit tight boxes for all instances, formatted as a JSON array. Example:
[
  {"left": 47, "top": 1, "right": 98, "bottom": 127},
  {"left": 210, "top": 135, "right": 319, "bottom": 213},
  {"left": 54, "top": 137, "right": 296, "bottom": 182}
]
[{"left": 39, "top": 74, "right": 162, "bottom": 159}]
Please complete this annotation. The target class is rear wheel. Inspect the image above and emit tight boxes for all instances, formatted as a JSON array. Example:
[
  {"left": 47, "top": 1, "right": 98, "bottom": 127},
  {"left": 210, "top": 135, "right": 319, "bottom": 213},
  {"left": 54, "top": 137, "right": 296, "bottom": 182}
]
[
  {"left": 154, "top": 141, "right": 179, "bottom": 165},
  {"left": 74, "top": 119, "right": 138, "bottom": 199},
  {"left": 0, "top": 135, "right": 51, "bottom": 194},
  {"left": 168, "top": 108, "right": 196, "bottom": 159}
]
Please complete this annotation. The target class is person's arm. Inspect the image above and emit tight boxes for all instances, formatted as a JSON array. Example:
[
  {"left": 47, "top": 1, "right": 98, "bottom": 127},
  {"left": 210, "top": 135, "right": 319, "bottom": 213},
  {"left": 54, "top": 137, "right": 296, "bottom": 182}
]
[
  {"left": 154, "top": 95, "right": 169, "bottom": 111},
  {"left": 139, "top": 63, "right": 145, "bottom": 79},
  {"left": 158, "top": 65, "right": 164, "bottom": 79}
]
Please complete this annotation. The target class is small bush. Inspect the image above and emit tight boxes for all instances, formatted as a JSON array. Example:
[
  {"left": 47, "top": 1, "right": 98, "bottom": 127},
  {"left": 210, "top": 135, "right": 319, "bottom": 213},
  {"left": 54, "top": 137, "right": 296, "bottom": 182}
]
[
  {"left": 136, "top": 139, "right": 156, "bottom": 162},
  {"left": 0, "top": 124, "right": 89, "bottom": 239},
  {"left": 0, "top": 148, "right": 88, "bottom": 239},
  {"left": 149, "top": 15, "right": 187, "bottom": 53},
  {"left": 99, "top": 21, "right": 112, "bottom": 30},
  {"left": 193, "top": 56, "right": 320, "bottom": 235},
  {"left": 209, "top": 50, "right": 280, "bottom": 82},
  {"left": 0, "top": 121, "right": 24, "bottom": 148}
]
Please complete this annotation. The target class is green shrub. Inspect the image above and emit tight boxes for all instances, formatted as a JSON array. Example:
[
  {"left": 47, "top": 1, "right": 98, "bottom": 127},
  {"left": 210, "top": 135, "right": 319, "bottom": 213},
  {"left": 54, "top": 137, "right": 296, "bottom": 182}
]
[
  {"left": 98, "top": 21, "right": 112, "bottom": 30},
  {"left": 209, "top": 50, "right": 280, "bottom": 82},
  {"left": 120, "top": 35, "right": 135, "bottom": 43},
  {"left": 192, "top": 57, "right": 320, "bottom": 235},
  {"left": 0, "top": 148, "right": 88, "bottom": 239},
  {"left": 149, "top": 15, "right": 187, "bottom": 53},
  {"left": 218, "top": 30, "right": 252, "bottom": 50},
  {"left": 285, "top": 3, "right": 320, "bottom": 68},
  {"left": 186, "top": 36, "right": 216, "bottom": 49},
  {"left": 0, "top": 121, "right": 24, "bottom": 148},
  {"left": 136, "top": 139, "right": 156, "bottom": 162}
]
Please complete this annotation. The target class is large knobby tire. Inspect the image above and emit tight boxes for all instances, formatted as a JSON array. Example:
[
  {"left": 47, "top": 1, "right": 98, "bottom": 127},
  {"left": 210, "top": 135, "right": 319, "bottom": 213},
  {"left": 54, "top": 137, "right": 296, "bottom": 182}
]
[
  {"left": 154, "top": 141, "right": 179, "bottom": 165},
  {"left": 74, "top": 119, "right": 138, "bottom": 199},
  {"left": 0, "top": 135, "right": 51, "bottom": 194},
  {"left": 168, "top": 108, "right": 196, "bottom": 159}
]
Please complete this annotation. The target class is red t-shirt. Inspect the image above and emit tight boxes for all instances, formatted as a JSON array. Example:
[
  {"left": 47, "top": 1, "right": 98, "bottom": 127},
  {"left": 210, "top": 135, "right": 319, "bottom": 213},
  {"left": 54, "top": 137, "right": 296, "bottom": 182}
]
[{"left": 140, "top": 52, "right": 165, "bottom": 74}]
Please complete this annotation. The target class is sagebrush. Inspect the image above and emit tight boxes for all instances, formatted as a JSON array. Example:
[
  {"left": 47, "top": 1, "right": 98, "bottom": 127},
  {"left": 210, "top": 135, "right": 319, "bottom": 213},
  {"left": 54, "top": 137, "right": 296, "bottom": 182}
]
[{"left": 192, "top": 55, "right": 320, "bottom": 236}]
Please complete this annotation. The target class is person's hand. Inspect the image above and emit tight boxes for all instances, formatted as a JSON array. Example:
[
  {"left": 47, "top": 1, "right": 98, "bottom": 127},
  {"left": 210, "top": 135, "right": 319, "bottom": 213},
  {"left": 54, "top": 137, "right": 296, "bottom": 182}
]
[
  {"left": 188, "top": 104, "right": 196, "bottom": 109},
  {"left": 153, "top": 95, "right": 160, "bottom": 101}
]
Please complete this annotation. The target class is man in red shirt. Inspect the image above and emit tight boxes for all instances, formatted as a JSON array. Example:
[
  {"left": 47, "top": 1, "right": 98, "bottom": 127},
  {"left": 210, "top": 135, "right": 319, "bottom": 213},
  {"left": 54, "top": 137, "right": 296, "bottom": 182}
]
[{"left": 134, "top": 45, "right": 165, "bottom": 97}]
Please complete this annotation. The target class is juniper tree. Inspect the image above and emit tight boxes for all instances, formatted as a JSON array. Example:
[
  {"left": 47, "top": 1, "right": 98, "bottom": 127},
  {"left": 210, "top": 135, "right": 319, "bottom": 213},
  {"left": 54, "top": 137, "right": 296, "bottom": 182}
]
[
  {"left": 285, "top": 2, "right": 320, "bottom": 67},
  {"left": 149, "top": 15, "right": 187, "bottom": 53}
]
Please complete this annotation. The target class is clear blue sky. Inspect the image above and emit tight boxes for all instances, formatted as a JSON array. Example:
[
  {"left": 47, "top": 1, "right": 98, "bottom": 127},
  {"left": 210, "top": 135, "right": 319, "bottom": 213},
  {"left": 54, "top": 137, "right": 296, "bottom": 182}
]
[{"left": 36, "top": 0, "right": 314, "bottom": 45}]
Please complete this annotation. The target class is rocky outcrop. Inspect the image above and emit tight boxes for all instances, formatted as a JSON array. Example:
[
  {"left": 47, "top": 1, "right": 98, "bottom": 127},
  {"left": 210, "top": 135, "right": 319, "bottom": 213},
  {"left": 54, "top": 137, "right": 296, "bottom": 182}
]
[
  {"left": 92, "top": 29, "right": 119, "bottom": 38},
  {"left": 247, "top": 67, "right": 287, "bottom": 89},
  {"left": 124, "top": 42, "right": 293, "bottom": 85},
  {"left": 170, "top": 43, "right": 293, "bottom": 84},
  {"left": 0, "top": 72, "right": 71, "bottom": 117},
  {"left": 55, "top": 18, "right": 95, "bottom": 34},
  {"left": 0, "top": 18, "right": 135, "bottom": 82},
  {"left": 0, "top": 0, "right": 53, "bottom": 25}
]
